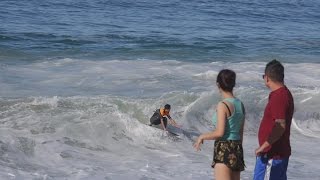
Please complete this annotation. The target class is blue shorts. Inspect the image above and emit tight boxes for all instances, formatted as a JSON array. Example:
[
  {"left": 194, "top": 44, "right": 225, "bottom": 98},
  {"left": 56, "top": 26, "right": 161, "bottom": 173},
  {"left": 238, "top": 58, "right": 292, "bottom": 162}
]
[{"left": 253, "top": 155, "right": 289, "bottom": 180}]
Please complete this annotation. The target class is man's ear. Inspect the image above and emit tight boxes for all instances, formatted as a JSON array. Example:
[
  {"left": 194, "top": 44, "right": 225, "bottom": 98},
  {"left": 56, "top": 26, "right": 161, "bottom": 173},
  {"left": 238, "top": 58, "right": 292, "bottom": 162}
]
[{"left": 266, "top": 76, "right": 270, "bottom": 83}]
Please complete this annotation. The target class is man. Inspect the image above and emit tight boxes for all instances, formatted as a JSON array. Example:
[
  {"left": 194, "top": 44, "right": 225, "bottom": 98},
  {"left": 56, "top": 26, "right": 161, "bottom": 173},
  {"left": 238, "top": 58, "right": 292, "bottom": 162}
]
[
  {"left": 149, "top": 104, "right": 179, "bottom": 131},
  {"left": 254, "top": 60, "right": 294, "bottom": 180}
]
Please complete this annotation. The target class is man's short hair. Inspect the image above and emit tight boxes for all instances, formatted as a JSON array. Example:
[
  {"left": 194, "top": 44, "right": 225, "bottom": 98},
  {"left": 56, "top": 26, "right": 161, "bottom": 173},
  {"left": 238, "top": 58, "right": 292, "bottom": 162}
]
[
  {"left": 265, "top": 59, "right": 284, "bottom": 83},
  {"left": 164, "top": 104, "right": 171, "bottom": 110}
]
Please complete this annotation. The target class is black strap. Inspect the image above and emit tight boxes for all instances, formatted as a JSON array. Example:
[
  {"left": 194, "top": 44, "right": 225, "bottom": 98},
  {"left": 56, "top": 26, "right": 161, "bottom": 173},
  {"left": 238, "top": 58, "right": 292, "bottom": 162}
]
[
  {"left": 241, "top": 102, "right": 246, "bottom": 115},
  {"left": 221, "top": 101, "right": 232, "bottom": 116}
]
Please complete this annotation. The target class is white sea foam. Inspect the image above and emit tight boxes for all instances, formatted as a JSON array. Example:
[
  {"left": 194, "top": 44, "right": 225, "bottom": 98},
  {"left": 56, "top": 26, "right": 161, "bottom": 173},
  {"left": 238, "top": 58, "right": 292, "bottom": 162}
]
[{"left": 0, "top": 59, "right": 319, "bottom": 179}]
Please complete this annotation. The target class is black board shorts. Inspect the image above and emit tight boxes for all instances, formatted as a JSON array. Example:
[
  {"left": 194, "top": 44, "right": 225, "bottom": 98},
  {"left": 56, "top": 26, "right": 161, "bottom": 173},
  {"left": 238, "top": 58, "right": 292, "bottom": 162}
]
[{"left": 150, "top": 110, "right": 167, "bottom": 127}]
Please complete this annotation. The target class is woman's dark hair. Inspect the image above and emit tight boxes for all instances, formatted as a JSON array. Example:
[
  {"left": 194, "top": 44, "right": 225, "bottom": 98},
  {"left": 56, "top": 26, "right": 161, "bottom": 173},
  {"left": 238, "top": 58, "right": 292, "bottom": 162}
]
[
  {"left": 164, "top": 104, "right": 171, "bottom": 110},
  {"left": 216, "top": 69, "right": 236, "bottom": 92}
]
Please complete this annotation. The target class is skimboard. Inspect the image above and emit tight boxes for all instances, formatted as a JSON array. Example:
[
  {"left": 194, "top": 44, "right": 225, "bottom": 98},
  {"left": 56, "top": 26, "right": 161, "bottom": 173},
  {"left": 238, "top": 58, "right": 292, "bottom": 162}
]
[
  {"left": 147, "top": 124, "right": 180, "bottom": 136},
  {"left": 146, "top": 123, "right": 200, "bottom": 141}
]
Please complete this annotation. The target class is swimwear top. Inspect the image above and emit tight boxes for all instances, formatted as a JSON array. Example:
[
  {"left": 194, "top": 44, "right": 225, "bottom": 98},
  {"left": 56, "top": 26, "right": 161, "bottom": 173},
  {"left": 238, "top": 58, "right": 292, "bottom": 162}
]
[
  {"left": 212, "top": 98, "right": 245, "bottom": 140},
  {"left": 160, "top": 108, "right": 171, "bottom": 119}
]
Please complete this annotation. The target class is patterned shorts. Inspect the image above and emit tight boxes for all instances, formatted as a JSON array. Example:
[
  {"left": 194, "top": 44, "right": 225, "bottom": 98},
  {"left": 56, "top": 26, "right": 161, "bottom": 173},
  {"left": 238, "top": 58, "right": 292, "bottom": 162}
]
[{"left": 212, "top": 140, "right": 245, "bottom": 171}]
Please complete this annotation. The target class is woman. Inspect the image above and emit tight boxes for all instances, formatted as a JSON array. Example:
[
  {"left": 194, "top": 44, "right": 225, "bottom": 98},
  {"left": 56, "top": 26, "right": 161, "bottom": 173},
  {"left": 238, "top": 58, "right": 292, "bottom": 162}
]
[{"left": 193, "top": 69, "right": 245, "bottom": 180}]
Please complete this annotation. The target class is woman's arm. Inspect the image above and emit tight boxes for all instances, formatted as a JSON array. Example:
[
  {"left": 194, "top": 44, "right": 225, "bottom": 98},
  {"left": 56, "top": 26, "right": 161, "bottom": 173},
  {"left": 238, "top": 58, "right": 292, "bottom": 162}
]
[
  {"left": 201, "top": 102, "right": 227, "bottom": 140},
  {"left": 194, "top": 102, "right": 227, "bottom": 151}
]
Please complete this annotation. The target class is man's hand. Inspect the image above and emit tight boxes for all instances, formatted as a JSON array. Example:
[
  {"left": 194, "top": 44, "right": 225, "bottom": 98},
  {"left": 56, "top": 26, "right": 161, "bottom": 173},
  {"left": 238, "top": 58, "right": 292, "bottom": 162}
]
[
  {"left": 255, "top": 141, "right": 270, "bottom": 156},
  {"left": 160, "top": 118, "right": 166, "bottom": 131},
  {"left": 255, "top": 147, "right": 264, "bottom": 156}
]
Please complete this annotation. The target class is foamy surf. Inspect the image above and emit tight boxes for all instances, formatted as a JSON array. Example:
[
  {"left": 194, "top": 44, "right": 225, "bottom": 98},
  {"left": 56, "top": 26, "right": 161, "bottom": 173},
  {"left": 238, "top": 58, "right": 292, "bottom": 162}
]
[{"left": 0, "top": 59, "right": 319, "bottom": 179}]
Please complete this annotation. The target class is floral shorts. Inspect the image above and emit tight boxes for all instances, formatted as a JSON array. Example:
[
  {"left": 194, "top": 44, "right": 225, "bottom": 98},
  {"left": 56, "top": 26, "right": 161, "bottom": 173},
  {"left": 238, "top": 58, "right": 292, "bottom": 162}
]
[{"left": 212, "top": 140, "right": 245, "bottom": 171}]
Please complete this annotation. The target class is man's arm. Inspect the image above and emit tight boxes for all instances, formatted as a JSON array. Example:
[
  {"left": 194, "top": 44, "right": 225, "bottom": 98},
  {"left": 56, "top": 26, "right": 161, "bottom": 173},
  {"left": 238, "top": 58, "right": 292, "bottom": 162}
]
[
  {"left": 267, "top": 119, "right": 286, "bottom": 144},
  {"left": 167, "top": 115, "right": 179, "bottom": 127},
  {"left": 160, "top": 117, "right": 166, "bottom": 131},
  {"left": 255, "top": 119, "right": 286, "bottom": 155}
]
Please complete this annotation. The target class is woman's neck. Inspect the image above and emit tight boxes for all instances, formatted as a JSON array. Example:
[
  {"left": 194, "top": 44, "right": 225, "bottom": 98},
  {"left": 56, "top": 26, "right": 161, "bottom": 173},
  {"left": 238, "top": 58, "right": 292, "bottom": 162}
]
[{"left": 221, "top": 91, "right": 234, "bottom": 99}]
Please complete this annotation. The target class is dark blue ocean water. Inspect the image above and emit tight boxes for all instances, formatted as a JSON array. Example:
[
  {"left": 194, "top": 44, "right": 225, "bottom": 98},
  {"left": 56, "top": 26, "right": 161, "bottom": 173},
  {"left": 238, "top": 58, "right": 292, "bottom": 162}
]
[{"left": 1, "top": 0, "right": 320, "bottom": 62}]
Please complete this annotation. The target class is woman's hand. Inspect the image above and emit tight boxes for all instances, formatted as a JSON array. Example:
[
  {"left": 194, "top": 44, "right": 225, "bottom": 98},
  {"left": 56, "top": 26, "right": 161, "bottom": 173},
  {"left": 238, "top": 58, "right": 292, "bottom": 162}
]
[{"left": 193, "top": 136, "right": 204, "bottom": 151}]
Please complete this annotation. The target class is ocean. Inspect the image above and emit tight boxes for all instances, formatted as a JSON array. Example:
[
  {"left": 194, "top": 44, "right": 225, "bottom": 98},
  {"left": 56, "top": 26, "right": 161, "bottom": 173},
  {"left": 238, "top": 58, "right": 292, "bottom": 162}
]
[{"left": 0, "top": 0, "right": 319, "bottom": 179}]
